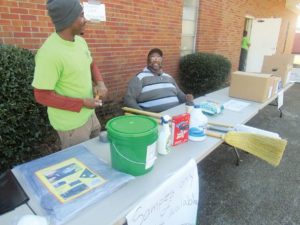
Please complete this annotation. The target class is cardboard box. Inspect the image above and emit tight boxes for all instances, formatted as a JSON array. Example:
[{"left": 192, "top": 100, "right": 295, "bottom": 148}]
[
  {"left": 229, "top": 71, "right": 273, "bottom": 103},
  {"left": 261, "top": 54, "right": 294, "bottom": 87}
]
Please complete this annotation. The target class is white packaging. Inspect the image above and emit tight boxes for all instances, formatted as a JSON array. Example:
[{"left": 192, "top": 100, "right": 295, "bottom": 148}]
[{"left": 188, "top": 105, "right": 208, "bottom": 141}]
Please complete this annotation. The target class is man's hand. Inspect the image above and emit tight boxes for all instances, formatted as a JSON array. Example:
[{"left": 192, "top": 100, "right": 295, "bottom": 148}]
[
  {"left": 94, "top": 81, "right": 108, "bottom": 99},
  {"left": 83, "top": 98, "right": 102, "bottom": 109}
]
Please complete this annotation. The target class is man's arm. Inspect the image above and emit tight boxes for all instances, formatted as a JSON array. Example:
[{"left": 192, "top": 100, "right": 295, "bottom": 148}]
[
  {"left": 174, "top": 81, "right": 194, "bottom": 103},
  {"left": 91, "top": 61, "right": 108, "bottom": 99},
  {"left": 34, "top": 89, "right": 101, "bottom": 112},
  {"left": 171, "top": 78, "right": 192, "bottom": 103},
  {"left": 123, "top": 76, "right": 143, "bottom": 109},
  {"left": 91, "top": 60, "right": 103, "bottom": 82}
]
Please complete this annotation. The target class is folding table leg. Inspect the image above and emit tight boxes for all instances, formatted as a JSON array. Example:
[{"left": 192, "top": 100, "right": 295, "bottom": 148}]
[
  {"left": 269, "top": 98, "right": 283, "bottom": 118},
  {"left": 224, "top": 143, "right": 241, "bottom": 166},
  {"left": 232, "top": 146, "right": 241, "bottom": 166}
]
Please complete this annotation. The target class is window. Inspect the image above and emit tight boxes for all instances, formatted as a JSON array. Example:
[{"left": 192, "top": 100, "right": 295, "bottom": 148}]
[{"left": 181, "top": 0, "right": 199, "bottom": 56}]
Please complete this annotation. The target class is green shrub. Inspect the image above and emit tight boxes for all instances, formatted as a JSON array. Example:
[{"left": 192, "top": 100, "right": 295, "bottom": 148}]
[
  {"left": 0, "top": 44, "right": 55, "bottom": 172},
  {"left": 179, "top": 52, "right": 231, "bottom": 97}
]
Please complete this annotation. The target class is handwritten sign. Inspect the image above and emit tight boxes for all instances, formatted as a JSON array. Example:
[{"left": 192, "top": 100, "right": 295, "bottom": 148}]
[
  {"left": 277, "top": 90, "right": 284, "bottom": 109},
  {"left": 126, "top": 159, "right": 199, "bottom": 225},
  {"left": 83, "top": 2, "right": 106, "bottom": 22}
]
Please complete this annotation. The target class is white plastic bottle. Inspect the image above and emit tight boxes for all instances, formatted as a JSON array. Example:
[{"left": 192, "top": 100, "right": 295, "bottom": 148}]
[
  {"left": 189, "top": 104, "right": 208, "bottom": 141},
  {"left": 157, "top": 115, "right": 171, "bottom": 155}
]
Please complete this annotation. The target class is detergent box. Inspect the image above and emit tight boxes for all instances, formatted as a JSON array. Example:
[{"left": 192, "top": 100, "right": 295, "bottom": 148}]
[{"left": 171, "top": 113, "right": 190, "bottom": 146}]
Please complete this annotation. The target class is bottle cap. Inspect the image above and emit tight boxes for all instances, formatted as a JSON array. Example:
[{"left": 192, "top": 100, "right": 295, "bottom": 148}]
[{"left": 161, "top": 115, "right": 171, "bottom": 124}]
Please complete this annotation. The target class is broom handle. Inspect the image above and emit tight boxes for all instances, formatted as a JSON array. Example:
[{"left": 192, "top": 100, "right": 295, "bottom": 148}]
[
  {"left": 207, "top": 121, "right": 233, "bottom": 128},
  {"left": 205, "top": 131, "right": 224, "bottom": 139},
  {"left": 124, "top": 112, "right": 161, "bottom": 124},
  {"left": 122, "top": 107, "right": 162, "bottom": 119},
  {"left": 123, "top": 107, "right": 235, "bottom": 128},
  {"left": 125, "top": 112, "right": 229, "bottom": 131}
]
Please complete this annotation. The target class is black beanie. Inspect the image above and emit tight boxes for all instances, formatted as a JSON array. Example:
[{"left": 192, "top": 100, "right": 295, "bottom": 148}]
[{"left": 47, "top": 0, "right": 83, "bottom": 32}]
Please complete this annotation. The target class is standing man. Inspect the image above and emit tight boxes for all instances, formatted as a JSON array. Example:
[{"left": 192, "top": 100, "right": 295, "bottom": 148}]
[
  {"left": 238, "top": 30, "right": 251, "bottom": 71},
  {"left": 32, "top": 0, "right": 108, "bottom": 149},
  {"left": 124, "top": 48, "right": 193, "bottom": 112}
]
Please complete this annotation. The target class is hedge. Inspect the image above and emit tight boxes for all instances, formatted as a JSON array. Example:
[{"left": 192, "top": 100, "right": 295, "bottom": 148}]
[
  {"left": 0, "top": 44, "right": 55, "bottom": 172},
  {"left": 179, "top": 52, "right": 231, "bottom": 97}
]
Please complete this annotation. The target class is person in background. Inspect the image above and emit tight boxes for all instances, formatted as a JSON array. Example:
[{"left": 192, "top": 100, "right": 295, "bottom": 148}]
[
  {"left": 238, "top": 30, "right": 251, "bottom": 71},
  {"left": 124, "top": 48, "right": 193, "bottom": 113},
  {"left": 32, "top": 0, "right": 108, "bottom": 149}
]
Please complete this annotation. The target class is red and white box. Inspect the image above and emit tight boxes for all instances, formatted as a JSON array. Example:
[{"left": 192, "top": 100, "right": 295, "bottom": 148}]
[{"left": 171, "top": 113, "right": 190, "bottom": 146}]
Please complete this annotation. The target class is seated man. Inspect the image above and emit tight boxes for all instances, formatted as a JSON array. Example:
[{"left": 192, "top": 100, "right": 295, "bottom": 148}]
[{"left": 124, "top": 48, "right": 193, "bottom": 112}]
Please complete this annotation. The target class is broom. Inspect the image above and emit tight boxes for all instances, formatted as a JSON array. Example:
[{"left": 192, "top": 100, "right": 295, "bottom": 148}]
[
  {"left": 206, "top": 130, "right": 287, "bottom": 166},
  {"left": 122, "top": 107, "right": 288, "bottom": 166},
  {"left": 207, "top": 122, "right": 280, "bottom": 139}
]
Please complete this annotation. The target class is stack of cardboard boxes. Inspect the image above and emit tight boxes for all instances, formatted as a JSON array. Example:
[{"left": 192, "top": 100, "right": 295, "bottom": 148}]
[
  {"left": 261, "top": 54, "right": 294, "bottom": 87},
  {"left": 229, "top": 54, "right": 293, "bottom": 103}
]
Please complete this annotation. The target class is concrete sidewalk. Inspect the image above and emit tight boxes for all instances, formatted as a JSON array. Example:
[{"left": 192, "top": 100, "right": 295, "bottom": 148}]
[{"left": 197, "top": 83, "right": 300, "bottom": 225}]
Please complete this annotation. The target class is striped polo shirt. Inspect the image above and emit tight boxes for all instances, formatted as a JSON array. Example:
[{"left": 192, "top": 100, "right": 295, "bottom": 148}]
[{"left": 135, "top": 68, "right": 186, "bottom": 112}]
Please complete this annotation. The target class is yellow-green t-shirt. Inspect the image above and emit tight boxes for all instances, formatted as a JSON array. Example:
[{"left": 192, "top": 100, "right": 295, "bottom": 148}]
[
  {"left": 241, "top": 36, "right": 250, "bottom": 50},
  {"left": 32, "top": 33, "right": 93, "bottom": 131}
]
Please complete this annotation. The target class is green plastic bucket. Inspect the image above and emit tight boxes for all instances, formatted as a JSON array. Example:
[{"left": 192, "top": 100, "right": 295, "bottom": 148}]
[{"left": 106, "top": 115, "right": 158, "bottom": 176}]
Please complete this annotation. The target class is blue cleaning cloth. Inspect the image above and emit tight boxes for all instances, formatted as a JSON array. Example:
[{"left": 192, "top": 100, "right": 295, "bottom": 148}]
[
  {"left": 14, "top": 145, "right": 134, "bottom": 225},
  {"left": 198, "top": 101, "right": 224, "bottom": 116}
]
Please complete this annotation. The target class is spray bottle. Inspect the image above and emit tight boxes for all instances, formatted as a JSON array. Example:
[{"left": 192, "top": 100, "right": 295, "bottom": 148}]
[
  {"left": 189, "top": 104, "right": 208, "bottom": 141},
  {"left": 157, "top": 115, "right": 171, "bottom": 155}
]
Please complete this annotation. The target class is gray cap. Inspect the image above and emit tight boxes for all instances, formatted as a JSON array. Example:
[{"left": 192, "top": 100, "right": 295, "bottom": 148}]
[{"left": 47, "top": 0, "right": 83, "bottom": 32}]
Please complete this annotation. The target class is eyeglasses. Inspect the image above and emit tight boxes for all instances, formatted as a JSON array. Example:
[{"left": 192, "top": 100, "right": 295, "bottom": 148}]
[{"left": 150, "top": 55, "right": 162, "bottom": 61}]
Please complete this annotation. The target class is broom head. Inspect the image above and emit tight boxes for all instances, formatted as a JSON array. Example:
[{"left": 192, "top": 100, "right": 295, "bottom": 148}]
[{"left": 224, "top": 131, "right": 287, "bottom": 166}]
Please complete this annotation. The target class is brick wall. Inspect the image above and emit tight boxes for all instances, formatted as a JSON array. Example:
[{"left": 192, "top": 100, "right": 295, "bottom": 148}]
[
  {"left": 0, "top": 0, "right": 183, "bottom": 101},
  {"left": 197, "top": 0, "right": 297, "bottom": 71},
  {"left": 0, "top": 0, "right": 297, "bottom": 101}
]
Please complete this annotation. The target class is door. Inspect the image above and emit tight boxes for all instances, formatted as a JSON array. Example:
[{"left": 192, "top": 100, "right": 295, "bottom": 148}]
[{"left": 246, "top": 18, "right": 282, "bottom": 72}]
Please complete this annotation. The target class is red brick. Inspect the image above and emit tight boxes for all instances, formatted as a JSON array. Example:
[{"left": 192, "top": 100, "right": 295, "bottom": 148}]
[
  {"left": 20, "top": 14, "right": 36, "bottom": 20},
  {"left": 14, "top": 32, "right": 31, "bottom": 38},
  {"left": 1, "top": 13, "right": 19, "bottom": 19},
  {"left": 0, "top": 19, "right": 11, "bottom": 25},
  {"left": 0, "top": 31, "right": 13, "bottom": 37},
  {"left": 22, "top": 26, "right": 39, "bottom": 32},
  {"left": 2, "top": 26, "right": 22, "bottom": 32},
  {"left": 10, "top": 8, "right": 28, "bottom": 14},
  {"left": 0, "top": 6, "right": 9, "bottom": 13},
  {"left": 3, "top": 37, "right": 24, "bottom": 45}
]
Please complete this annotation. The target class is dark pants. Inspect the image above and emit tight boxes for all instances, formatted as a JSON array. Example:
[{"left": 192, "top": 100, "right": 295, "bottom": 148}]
[{"left": 238, "top": 48, "right": 248, "bottom": 71}]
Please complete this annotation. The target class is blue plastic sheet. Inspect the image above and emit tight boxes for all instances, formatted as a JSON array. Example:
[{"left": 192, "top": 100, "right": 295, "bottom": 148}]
[{"left": 14, "top": 145, "right": 134, "bottom": 225}]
